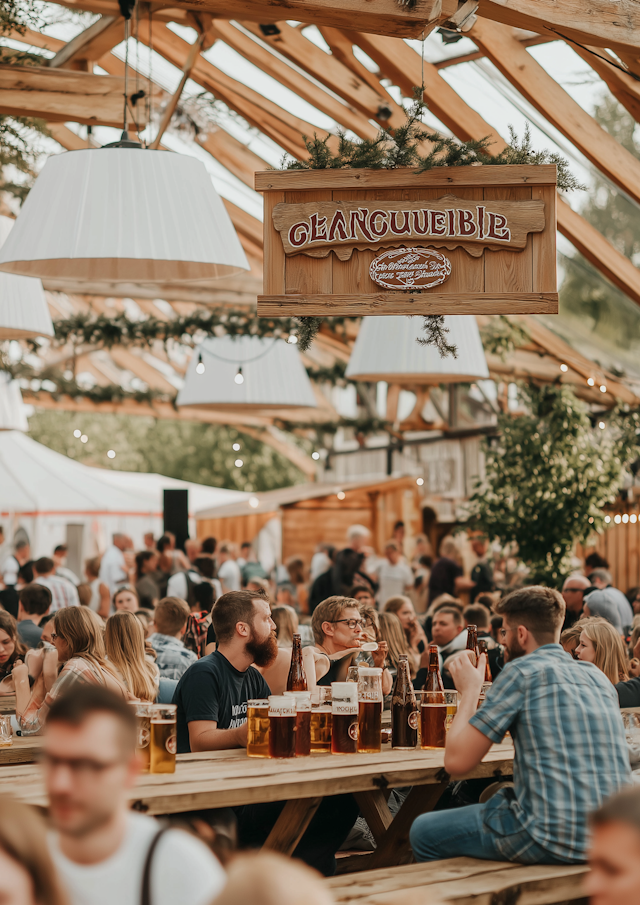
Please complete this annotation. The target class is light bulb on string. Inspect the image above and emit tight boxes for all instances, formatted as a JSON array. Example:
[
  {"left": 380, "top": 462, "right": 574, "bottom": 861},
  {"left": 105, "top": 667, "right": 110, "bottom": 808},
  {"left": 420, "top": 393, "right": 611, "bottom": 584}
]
[
  {"left": 233, "top": 442, "right": 241, "bottom": 452},
  {"left": 80, "top": 434, "right": 88, "bottom": 444},
  {"left": 287, "top": 334, "right": 298, "bottom": 344},
  {"left": 249, "top": 497, "right": 259, "bottom": 509},
  {"left": 235, "top": 458, "right": 243, "bottom": 468},
  {"left": 107, "top": 449, "right": 116, "bottom": 459},
  {"left": 587, "top": 378, "right": 595, "bottom": 387},
  {"left": 73, "top": 429, "right": 81, "bottom": 438},
  {"left": 312, "top": 451, "right": 320, "bottom": 461},
  {"left": 598, "top": 421, "right": 606, "bottom": 430},
  {"left": 234, "top": 367, "right": 244, "bottom": 385},
  {"left": 196, "top": 353, "right": 205, "bottom": 375}
]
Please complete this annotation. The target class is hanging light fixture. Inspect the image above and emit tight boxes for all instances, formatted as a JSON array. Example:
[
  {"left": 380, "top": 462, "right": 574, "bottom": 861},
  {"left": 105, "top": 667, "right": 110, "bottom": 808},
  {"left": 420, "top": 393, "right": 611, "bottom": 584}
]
[
  {"left": 0, "top": 374, "right": 28, "bottom": 431},
  {"left": 196, "top": 353, "right": 205, "bottom": 375},
  {"left": 234, "top": 366, "right": 244, "bottom": 385},
  {"left": 0, "top": 216, "right": 53, "bottom": 340}
]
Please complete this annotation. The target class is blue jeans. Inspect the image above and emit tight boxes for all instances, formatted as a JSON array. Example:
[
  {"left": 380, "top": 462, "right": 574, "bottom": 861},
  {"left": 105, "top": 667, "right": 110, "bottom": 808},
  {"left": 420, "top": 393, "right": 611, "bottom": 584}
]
[{"left": 410, "top": 803, "right": 570, "bottom": 864}]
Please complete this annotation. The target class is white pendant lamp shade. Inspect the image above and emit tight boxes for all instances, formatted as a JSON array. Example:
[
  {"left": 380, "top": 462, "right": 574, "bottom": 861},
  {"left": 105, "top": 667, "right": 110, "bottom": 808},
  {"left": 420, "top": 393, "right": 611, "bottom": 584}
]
[
  {"left": 0, "top": 374, "right": 28, "bottom": 431},
  {"left": 346, "top": 316, "right": 489, "bottom": 384},
  {"left": 0, "top": 149, "right": 249, "bottom": 297},
  {"left": 177, "top": 336, "right": 317, "bottom": 411},
  {"left": 0, "top": 216, "right": 53, "bottom": 340}
]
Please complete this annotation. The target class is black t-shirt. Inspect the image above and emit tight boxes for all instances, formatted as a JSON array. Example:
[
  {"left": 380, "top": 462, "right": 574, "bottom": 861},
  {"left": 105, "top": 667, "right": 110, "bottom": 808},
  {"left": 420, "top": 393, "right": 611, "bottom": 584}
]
[
  {"left": 174, "top": 650, "right": 270, "bottom": 753},
  {"left": 616, "top": 676, "right": 640, "bottom": 708},
  {"left": 428, "top": 557, "right": 463, "bottom": 603},
  {"left": 470, "top": 561, "right": 494, "bottom": 602}
]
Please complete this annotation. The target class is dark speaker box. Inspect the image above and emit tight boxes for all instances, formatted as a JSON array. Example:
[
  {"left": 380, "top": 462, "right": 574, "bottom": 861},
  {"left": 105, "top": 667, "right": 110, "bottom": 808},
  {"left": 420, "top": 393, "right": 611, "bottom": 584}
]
[{"left": 163, "top": 489, "right": 189, "bottom": 551}]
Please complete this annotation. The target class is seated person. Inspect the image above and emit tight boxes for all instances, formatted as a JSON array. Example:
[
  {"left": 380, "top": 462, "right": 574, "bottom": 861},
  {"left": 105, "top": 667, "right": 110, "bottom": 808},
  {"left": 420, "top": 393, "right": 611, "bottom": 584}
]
[
  {"left": 410, "top": 586, "right": 631, "bottom": 865},
  {"left": 415, "top": 605, "right": 467, "bottom": 689},
  {"left": 17, "top": 583, "right": 52, "bottom": 649},
  {"left": 149, "top": 597, "right": 198, "bottom": 681},
  {"left": 586, "top": 784, "right": 640, "bottom": 905},
  {"left": 173, "top": 589, "right": 358, "bottom": 875}
]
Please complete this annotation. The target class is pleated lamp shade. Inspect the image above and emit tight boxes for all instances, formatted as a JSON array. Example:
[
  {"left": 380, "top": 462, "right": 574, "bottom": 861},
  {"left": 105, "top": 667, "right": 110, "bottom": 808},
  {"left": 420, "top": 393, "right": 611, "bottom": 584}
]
[
  {"left": 0, "top": 149, "right": 249, "bottom": 297},
  {"left": 0, "top": 374, "right": 28, "bottom": 431},
  {"left": 0, "top": 216, "right": 53, "bottom": 340},
  {"left": 346, "top": 316, "right": 489, "bottom": 384},
  {"left": 177, "top": 336, "right": 317, "bottom": 411}
]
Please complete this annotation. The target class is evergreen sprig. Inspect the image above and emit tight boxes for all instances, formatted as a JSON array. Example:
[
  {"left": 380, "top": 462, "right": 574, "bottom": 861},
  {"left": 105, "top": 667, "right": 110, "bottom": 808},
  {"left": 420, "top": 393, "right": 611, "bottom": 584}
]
[
  {"left": 415, "top": 315, "right": 458, "bottom": 357},
  {"left": 486, "top": 124, "right": 586, "bottom": 193}
]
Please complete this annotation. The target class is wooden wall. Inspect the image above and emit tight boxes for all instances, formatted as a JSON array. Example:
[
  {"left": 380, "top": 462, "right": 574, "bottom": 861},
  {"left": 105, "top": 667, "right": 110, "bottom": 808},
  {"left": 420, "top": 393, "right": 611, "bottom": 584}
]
[
  {"left": 579, "top": 511, "right": 640, "bottom": 594},
  {"left": 196, "top": 511, "right": 276, "bottom": 547}
]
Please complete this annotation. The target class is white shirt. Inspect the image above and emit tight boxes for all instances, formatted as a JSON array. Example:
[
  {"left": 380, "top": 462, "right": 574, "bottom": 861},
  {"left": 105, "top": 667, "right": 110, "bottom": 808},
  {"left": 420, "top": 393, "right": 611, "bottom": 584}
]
[
  {"left": 376, "top": 559, "right": 414, "bottom": 606},
  {"left": 34, "top": 575, "right": 80, "bottom": 611},
  {"left": 310, "top": 551, "right": 331, "bottom": 582},
  {"left": 99, "top": 545, "right": 128, "bottom": 595},
  {"left": 217, "top": 559, "right": 241, "bottom": 592},
  {"left": 49, "top": 812, "right": 226, "bottom": 905},
  {"left": 1, "top": 554, "right": 20, "bottom": 586}
]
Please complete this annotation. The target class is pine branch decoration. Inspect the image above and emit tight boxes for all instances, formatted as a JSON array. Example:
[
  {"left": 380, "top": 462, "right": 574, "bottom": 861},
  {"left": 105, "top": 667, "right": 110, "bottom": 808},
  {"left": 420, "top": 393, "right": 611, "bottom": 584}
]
[
  {"left": 416, "top": 315, "right": 458, "bottom": 358},
  {"left": 296, "top": 317, "right": 323, "bottom": 352}
]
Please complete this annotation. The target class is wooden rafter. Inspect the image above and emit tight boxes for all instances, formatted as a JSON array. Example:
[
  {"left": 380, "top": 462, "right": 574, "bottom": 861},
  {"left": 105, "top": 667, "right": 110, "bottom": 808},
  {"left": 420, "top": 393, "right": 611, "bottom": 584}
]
[
  {"left": 568, "top": 43, "right": 640, "bottom": 124},
  {"left": 49, "top": 14, "right": 124, "bottom": 70}
]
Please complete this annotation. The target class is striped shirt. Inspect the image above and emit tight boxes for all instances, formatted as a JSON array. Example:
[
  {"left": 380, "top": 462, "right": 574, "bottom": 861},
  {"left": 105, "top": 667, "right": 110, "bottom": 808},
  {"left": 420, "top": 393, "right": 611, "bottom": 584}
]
[
  {"left": 34, "top": 575, "right": 79, "bottom": 611},
  {"left": 470, "top": 644, "right": 631, "bottom": 862}
]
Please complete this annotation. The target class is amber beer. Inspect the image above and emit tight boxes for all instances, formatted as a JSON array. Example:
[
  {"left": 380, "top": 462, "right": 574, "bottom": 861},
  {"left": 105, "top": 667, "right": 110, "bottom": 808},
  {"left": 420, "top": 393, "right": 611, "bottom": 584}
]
[
  {"left": 331, "top": 682, "right": 358, "bottom": 754},
  {"left": 133, "top": 702, "right": 152, "bottom": 773},
  {"left": 247, "top": 699, "right": 270, "bottom": 758},
  {"left": 286, "top": 633, "right": 308, "bottom": 692},
  {"left": 268, "top": 696, "right": 296, "bottom": 758},
  {"left": 310, "top": 707, "right": 332, "bottom": 752},
  {"left": 357, "top": 667, "right": 382, "bottom": 754},
  {"left": 284, "top": 691, "right": 311, "bottom": 757},
  {"left": 478, "top": 639, "right": 492, "bottom": 683},
  {"left": 466, "top": 624, "right": 479, "bottom": 667},
  {"left": 421, "top": 645, "right": 446, "bottom": 750},
  {"left": 150, "top": 704, "right": 177, "bottom": 774},
  {"left": 392, "top": 655, "right": 418, "bottom": 750}
]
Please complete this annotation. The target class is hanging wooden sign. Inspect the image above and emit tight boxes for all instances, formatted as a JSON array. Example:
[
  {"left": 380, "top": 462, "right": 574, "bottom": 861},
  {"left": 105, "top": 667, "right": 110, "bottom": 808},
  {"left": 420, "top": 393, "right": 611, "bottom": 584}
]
[{"left": 255, "top": 165, "right": 558, "bottom": 316}]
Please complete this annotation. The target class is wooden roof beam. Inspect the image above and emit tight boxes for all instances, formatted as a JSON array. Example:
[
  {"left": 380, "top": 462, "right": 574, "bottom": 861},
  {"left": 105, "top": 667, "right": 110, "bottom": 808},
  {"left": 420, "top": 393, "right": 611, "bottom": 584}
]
[
  {"left": 568, "top": 44, "right": 640, "bottom": 124},
  {"left": 469, "top": 17, "right": 640, "bottom": 206},
  {"left": 48, "top": 14, "right": 125, "bottom": 70}
]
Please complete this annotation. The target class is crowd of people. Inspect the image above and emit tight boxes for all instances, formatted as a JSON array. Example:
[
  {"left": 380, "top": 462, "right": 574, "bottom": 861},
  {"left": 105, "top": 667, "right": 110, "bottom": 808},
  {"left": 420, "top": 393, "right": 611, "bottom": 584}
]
[{"left": 1, "top": 525, "right": 640, "bottom": 904}]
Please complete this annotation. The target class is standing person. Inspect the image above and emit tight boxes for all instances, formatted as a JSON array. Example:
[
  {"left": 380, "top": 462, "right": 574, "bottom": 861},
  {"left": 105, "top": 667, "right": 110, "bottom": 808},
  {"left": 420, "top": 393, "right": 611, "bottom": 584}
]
[
  {"left": 84, "top": 557, "right": 111, "bottom": 620},
  {"left": 584, "top": 552, "right": 609, "bottom": 577},
  {"left": 143, "top": 532, "right": 156, "bottom": 551},
  {"left": 0, "top": 611, "right": 26, "bottom": 682},
  {"left": 392, "top": 520, "right": 406, "bottom": 555},
  {"left": 375, "top": 542, "right": 414, "bottom": 606},
  {"left": 149, "top": 597, "right": 197, "bottom": 681},
  {"left": 17, "top": 583, "right": 51, "bottom": 649},
  {"left": 469, "top": 535, "right": 494, "bottom": 603},
  {"left": 52, "top": 545, "right": 80, "bottom": 586},
  {"left": 105, "top": 611, "right": 159, "bottom": 701},
  {"left": 428, "top": 538, "right": 474, "bottom": 604},
  {"left": 285, "top": 556, "right": 309, "bottom": 615},
  {"left": 589, "top": 569, "right": 634, "bottom": 631},
  {"left": 410, "top": 586, "right": 631, "bottom": 864},
  {"left": 13, "top": 607, "right": 133, "bottom": 736},
  {"left": 33, "top": 558, "right": 80, "bottom": 611},
  {"left": 44, "top": 685, "right": 226, "bottom": 905},
  {"left": 561, "top": 575, "right": 591, "bottom": 630},
  {"left": 173, "top": 590, "right": 358, "bottom": 876},
  {"left": 98, "top": 534, "right": 131, "bottom": 596},
  {"left": 0, "top": 796, "right": 68, "bottom": 905},
  {"left": 217, "top": 544, "right": 242, "bottom": 593},
  {"left": 135, "top": 551, "right": 160, "bottom": 611},
  {"left": 575, "top": 619, "right": 629, "bottom": 684},
  {"left": 2, "top": 540, "right": 30, "bottom": 587},
  {"left": 332, "top": 525, "right": 374, "bottom": 598},
  {"left": 586, "top": 786, "right": 640, "bottom": 905},
  {"left": 310, "top": 544, "right": 333, "bottom": 583}
]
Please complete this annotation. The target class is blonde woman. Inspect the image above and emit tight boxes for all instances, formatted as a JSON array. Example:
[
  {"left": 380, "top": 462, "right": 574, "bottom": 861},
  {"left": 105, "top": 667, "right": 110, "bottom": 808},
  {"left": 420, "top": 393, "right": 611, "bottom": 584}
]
[
  {"left": 13, "top": 607, "right": 133, "bottom": 736},
  {"left": 105, "top": 611, "right": 159, "bottom": 702},
  {"left": 0, "top": 796, "right": 68, "bottom": 905},
  {"left": 271, "top": 605, "right": 298, "bottom": 648},
  {"left": 378, "top": 611, "right": 413, "bottom": 677},
  {"left": 576, "top": 618, "right": 630, "bottom": 684}
]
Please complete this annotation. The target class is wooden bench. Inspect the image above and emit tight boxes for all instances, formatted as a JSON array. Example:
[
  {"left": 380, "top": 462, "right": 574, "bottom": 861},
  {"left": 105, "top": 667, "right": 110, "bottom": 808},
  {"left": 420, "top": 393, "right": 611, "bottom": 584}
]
[{"left": 326, "top": 857, "right": 589, "bottom": 904}]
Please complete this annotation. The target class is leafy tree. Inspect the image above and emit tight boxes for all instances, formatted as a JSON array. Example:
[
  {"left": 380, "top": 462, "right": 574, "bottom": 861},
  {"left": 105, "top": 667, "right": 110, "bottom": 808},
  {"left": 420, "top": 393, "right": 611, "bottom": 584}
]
[
  {"left": 27, "top": 411, "right": 306, "bottom": 493},
  {"left": 466, "top": 383, "right": 639, "bottom": 585}
]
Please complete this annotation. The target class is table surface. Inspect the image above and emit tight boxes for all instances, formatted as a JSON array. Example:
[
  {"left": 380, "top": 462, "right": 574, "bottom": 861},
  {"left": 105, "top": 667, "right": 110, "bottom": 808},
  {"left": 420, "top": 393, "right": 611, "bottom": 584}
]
[
  {"left": 0, "top": 742, "right": 514, "bottom": 815},
  {"left": 0, "top": 737, "right": 44, "bottom": 766},
  {"left": 0, "top": 696, "right": 15, "bottom": 714}
]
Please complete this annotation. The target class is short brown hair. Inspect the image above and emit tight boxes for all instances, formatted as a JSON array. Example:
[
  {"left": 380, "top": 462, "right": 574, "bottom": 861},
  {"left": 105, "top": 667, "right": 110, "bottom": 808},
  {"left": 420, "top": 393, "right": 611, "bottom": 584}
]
[
  {"left": 494, "top": 585, "right": 565, "bottom": 643},
  {"left": 463, "top": 604, "right": 490, "bottom": 629},
  {"left": 592, "top": 786, "right": 640, "bottom": 833},
  {"left": 311, "top": 596, "right": 359, "bottom": 644},
  {"left": 154, "top": 596, "right": 190, "bottom": 635},
  {"left": 19, "top": 582, "right": 51, "bottom": 616},
  {"left": 212, "top": 589, "right": 269, "bottom": 643},
  {"left": 433, "top": 606, "right": 464, "bottom": 627}
]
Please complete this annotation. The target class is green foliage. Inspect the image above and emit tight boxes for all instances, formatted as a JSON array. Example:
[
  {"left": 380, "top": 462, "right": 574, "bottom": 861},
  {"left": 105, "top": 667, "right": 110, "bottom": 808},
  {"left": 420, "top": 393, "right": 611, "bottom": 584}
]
[
  {"left": 480, "top": 316, "right": 531, "bottom": 359},
  {"left": 27, "top": 410, "right": 306, "bottom": 493},
  {"left": 486, "top": 124, "right": 586, "bottom": 193},
  {"left": 466, "top": 383, "right": 639, "bottom": 585},
  {"left": 415, "top": 315, "right": 457, "bottom": 358},
  {"left": 296, "top": 317, "right": 323, "bottom": 352}
]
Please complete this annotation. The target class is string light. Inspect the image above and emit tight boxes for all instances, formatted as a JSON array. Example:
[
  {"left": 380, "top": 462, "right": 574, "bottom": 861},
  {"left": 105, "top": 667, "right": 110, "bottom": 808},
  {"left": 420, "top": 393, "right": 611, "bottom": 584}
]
[
  {"left": 604, "top": 515, "right": 611, "bottom": 523},
  {"left": 560, "top": 363, "right": 568, "bottom": 372},
  {"left": 73, "top": 429, "right": 81, "bottom": 438},
  {"left": 337, "top": 491, "right": 346, "bottom": 500},
  {"left": 416, "top": 477, "right": 424, "bottom": 486},
  {"left": 287, "top": 334, "right": 298, "bottom": 344},
  {"left": 234, "top": 367, "right": 244, "bottom": 385},
  {"left": 235, "top": 458, "right": 243, "bottom": 467},
  {"left": 598, "top": 421, "right": 605, "bottom": 430},
  {"left": 196, "top": 353, "right": 205, "bottom": 375},
  {"left": 249, "top": 497, "right": 259, "bottom": 508},
  {"left": 632, "top": 515, "right": 638, "bottom": 524},
  {"left": 107, "top": 449, "right": 116, "bottom": 459},
  {"left": 614, "top": 514, "right": 622, "bottom": 524},
  {"left": 232, "top": 442, "right": 241, "bottom": 451},
  {"left": 587, "top": 378, "right": 595, "bottom": 387},
  {"left": 623, "top": 514, "right": 629, "bottom": 523},
  {"left": 80, "top": 434, "right": 88, "bottom": 443},
  {"left": 600, "top": 385, "right": 607, "bottom": 393},
  {"left": 312, "top": 451, "right": 320, "bottom": 460}
]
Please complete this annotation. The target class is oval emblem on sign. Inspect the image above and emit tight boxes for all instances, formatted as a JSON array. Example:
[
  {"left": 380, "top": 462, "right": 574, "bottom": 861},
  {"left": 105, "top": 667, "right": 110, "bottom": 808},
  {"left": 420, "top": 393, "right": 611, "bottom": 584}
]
[{"left": 369, "top": 247, "right": 451, "bottom": 290}]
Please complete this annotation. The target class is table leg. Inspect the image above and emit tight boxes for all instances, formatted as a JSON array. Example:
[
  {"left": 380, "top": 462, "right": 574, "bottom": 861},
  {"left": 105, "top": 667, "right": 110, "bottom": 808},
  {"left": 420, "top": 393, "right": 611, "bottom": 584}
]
[
  {"left": 367, "top": 780, "right": 449, "bottom": 870},
  {"left": 353, "top": 790, "right": 393, "bottom": 844},
  {"left": 263, "top": 796, "right": 323, "bottom": 856}
]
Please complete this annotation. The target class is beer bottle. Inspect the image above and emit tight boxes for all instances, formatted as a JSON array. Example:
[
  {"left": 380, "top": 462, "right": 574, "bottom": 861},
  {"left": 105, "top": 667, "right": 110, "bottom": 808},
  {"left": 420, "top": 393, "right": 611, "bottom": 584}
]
[
  {"left": 478, "top": 639, "right": 492, "bottom": 683},
  {"left": 286, "top": 633, "right": 308, "bottom": 692},
  {"left": 391, "top": 655, "right": 418, "bottom": 750},
  {"left": 422, "top": 645, "right": 445, "bottom": 697},
  {"left": 466, "top": 625, "right": 479, "bottom": 667}
]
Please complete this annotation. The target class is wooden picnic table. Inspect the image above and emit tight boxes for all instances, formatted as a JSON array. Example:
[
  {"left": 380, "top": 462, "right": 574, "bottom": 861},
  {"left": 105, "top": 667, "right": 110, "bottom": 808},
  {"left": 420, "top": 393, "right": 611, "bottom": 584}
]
[
  {"left": 0, "top": 742, "right": 514, "bottom": 870},
  {"left": 0, "top": 695, "right": 15, "bottom": 714},
  {"left": 0, "top": 737, "right": 44, "bottom": 766}
]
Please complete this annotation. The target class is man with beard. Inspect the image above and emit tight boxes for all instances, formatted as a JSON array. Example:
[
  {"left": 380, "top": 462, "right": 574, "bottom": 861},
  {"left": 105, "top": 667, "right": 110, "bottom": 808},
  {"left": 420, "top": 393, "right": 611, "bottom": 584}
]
[
  {"left": 44, "top": 685, "right": 225, "bottom": 905},
  {"left": 410, "top": 586, "right": 630, "bottom": 865},
  {"left": 174, "top": 588, "right": 359, "bottom": 875}
]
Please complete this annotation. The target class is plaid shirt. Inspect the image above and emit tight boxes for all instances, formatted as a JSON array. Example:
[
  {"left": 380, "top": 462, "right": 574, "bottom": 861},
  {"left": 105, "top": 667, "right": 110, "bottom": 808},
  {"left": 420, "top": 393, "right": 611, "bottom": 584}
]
[
  {"left": 34, "top": 575, "right": 79, "bottom": 612},
  {"left": 470, "top": 644, "right": 631, "bottom": 862},
  {"left": 150, "top": 634, "right": 198, "bottom": 681}
]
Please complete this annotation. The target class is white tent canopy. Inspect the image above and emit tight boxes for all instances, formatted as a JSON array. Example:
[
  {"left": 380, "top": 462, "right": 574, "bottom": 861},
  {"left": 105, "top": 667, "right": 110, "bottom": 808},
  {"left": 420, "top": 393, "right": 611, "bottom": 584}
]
[
  {"left": 0, "top": 216, "right": 54, "bottom": 340},
  {"left": 0, "top": 431, "right": 246, "bottom": 561}
]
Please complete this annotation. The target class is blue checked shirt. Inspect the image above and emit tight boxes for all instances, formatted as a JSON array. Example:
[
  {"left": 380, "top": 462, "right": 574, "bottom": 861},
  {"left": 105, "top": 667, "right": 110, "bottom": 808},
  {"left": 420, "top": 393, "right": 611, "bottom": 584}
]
[
  {"left": 470, "top": 644, "right": 631, "bottom": 862},
  {"left": 149, "top": 633, "right": 198, "bottom": 681}
]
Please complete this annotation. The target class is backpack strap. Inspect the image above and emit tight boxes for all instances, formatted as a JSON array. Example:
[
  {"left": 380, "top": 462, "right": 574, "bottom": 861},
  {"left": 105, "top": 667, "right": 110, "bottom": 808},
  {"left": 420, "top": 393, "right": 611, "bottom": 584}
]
[{"left": 141, "top": 824, "right": 171, "bottom": 905}]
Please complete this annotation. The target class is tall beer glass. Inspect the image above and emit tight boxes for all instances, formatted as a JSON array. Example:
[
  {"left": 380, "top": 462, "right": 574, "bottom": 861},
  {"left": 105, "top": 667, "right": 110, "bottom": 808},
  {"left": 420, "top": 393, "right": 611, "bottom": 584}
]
[
  {"left": 357, "top": 667, "right": 382, "bottom": 754},
  {"left": 284, "top": 691, "right": 311, "bottom": 757},
  {"left": 268, "top": 696, "right": 296, "bottom": 758},
  {"left": 247, "top": 699, "right": 270, "bottom": 758},
  {"left": 133, "top": 702, "right": 153, "bottom": 773},
  {"left": 331, "top": 682, "right": 358, "bottom": 754},
  {"left": 150, "top": 704, "right": 177, "bottom": 774}
]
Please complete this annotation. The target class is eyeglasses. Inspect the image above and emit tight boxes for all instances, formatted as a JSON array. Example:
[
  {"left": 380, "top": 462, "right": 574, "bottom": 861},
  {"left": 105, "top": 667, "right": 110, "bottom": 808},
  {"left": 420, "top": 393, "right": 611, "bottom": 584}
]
[
  {"left": 50, "top": 633, "right": 59, "bottom": 642},
  {"left": 331, "top": 619, "right": 365, "bottom": 630},
  {"left": 39, "top": 752, "right": 125, "bottom": 777}
]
